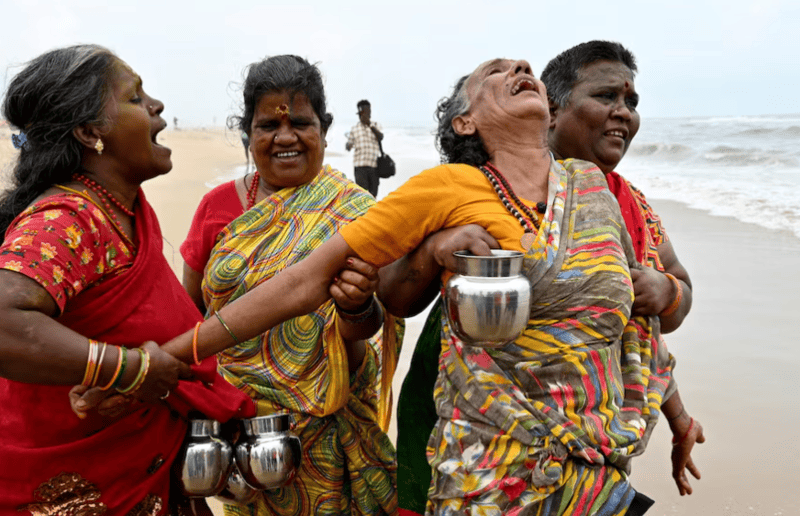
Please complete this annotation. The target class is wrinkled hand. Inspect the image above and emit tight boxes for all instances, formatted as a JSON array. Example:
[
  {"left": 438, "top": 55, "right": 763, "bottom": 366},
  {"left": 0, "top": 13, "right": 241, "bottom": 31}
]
[
  {"left": 69, "top": 341, "right": 193, "bottom": 419},
  {"left": 630, "top": 266, "right": 672, "bottom": 316},
  {"left": 331, "top": 257, "right": 379, "bottom": 311},
  {"left": 671, "top": 418, "right": 705, "bottom": 495},
  {"left": 429, "top": 225, "right": 500, "bottom": 272}
]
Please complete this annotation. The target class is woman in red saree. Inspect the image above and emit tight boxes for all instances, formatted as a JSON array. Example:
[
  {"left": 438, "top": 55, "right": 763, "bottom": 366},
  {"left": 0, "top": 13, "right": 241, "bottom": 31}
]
[{"left": 0, "top": 45, "right": 253, "bottom": 516}]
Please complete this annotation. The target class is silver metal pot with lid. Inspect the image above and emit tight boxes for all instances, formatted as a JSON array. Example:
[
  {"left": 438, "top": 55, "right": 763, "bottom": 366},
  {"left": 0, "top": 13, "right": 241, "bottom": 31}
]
[
  {"left": 177, "top": 419, "right": 234, "bottom": 497},
  {"left": 235, "top": 414, "right": 302, "bottom": 490},
  {"left": 443, "top": 249, "right": 531, "bottom": 347}
]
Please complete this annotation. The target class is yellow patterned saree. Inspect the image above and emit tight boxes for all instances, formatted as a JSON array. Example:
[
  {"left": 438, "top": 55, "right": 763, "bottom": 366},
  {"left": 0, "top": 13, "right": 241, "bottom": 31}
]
[{"left": 203, "top": 166, "right": 403, "bottom": 516}]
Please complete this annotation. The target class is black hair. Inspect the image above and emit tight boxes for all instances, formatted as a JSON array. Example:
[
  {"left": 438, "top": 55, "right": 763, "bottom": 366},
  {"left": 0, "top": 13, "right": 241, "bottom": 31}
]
[
  {"left": 541, "top": 40, "right": 637, "bottom": 109},
  {"left": 0, "top": 44, "right": 117, "bottom": 234},
  {"left": 357, "top": 99, "right": 370, "bottom": 111},
  {"left": 434, "top": 74, "right": 490, "bottom": 167},
  {"left": 230, "top": 55, "right": 333, "bottom": 136}
]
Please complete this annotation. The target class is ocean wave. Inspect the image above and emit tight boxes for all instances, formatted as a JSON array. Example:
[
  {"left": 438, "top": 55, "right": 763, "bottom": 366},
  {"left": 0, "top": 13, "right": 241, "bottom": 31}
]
[
  {"left": 779, "top": 126, "right": 800, "bottom": 137},
  {"left": 627, "top": 142, "right": 694, "bottom": 160},
  {"left": 701, "top": 147, "right": 798, "bottom": 167}
]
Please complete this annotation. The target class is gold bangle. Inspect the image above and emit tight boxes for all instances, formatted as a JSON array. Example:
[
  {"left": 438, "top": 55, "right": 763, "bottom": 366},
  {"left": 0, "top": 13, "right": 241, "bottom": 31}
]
[
  {"left": 659, "top": 273, "right": 683, "bottom": 317},
  {"left": 90, "top": 342, "right": 108, "bottom": 387},
  {"left": 215, "top": 311, "right": 240, "bottom": 345}
]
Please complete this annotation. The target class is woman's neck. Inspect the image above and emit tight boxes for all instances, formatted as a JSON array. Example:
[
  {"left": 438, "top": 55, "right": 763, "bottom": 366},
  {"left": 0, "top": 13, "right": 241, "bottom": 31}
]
[{"left": 489, "top": 146, "right": 551, "bottom": 202}]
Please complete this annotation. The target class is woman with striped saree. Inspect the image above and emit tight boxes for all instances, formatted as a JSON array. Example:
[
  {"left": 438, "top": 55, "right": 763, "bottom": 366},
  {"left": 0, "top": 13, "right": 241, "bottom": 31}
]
[{"left": 164, "top": 58, "right": 673, "bottom": 515}]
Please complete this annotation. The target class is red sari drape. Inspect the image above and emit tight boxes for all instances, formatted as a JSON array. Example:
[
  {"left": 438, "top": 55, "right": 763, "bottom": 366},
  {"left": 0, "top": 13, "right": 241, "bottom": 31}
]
[{"left": 0, "top": 190, "right": 254, "bottom": 516}]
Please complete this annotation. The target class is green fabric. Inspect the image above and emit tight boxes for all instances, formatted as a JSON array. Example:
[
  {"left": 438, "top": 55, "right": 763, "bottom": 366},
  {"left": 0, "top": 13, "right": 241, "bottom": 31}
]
[{"left": 396, "top": 300, "right": 442, "bottom": 514}]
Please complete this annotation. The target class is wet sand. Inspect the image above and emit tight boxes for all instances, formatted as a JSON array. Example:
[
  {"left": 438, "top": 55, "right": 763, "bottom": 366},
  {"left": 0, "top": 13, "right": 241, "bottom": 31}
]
[{"left": 2, "top": 126, "right": 797, "bottom": 515}]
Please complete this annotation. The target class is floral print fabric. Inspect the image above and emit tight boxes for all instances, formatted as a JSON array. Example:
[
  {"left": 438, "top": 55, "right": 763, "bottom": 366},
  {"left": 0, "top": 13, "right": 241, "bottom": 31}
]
[{"left": 0, "top": 191, "right": 133, "bottom": 311}]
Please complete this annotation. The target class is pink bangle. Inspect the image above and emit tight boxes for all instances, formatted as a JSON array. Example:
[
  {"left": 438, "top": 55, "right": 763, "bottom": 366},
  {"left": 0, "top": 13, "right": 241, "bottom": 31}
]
[
  {"left": 659, "top": 273, "right": 683, "bottom": 317},
  {"left": 672, "top": 417, "right": 695, "bottom": 446}
]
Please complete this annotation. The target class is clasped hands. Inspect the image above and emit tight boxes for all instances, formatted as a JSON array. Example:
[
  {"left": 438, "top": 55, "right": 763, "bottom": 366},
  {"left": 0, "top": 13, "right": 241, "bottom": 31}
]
[{"left": 69, "top": 258, "right": 380, "bottom": 419}]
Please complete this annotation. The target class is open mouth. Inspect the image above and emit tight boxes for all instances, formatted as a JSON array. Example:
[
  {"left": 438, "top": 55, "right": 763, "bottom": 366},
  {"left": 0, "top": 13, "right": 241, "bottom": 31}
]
[
  {"left": 151, "top": 123, "right": 168, "bottom": 148},
  {"left": 605, "top": 130, "right": 627, "bottom": 140},
  {"left": 511, "top": 78, "right": 537, "bottom": 96},
  {"left": 275, "top": 151, "right": 301, "bottom": 158}
]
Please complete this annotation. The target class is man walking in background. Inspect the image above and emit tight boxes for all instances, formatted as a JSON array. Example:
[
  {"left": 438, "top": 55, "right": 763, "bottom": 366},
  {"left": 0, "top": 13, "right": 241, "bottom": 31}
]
[{"left": 346, "top": 99, "right": 383, "bottom": 197}]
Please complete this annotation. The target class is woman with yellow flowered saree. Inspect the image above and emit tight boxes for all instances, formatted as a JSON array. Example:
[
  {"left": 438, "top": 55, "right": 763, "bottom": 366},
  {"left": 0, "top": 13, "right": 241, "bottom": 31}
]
[
  {"left": 166, "top": 58, "right": 675, "bottom": 515},
  {"left": 180, "top": 55, "right": 402, "bottom": 516}
]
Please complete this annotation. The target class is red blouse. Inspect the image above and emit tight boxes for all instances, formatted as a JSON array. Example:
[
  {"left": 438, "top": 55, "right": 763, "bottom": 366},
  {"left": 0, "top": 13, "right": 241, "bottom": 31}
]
[
  {"left": 0, "top": 191, "right": 134, "bottom": 312},
  {"left": 180, "top": 180, "right": 243, "bottom": 273}
]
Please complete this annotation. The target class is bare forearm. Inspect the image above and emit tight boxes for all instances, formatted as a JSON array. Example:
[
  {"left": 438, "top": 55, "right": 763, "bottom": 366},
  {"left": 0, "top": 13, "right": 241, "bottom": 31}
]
[
  {"left": 338, "top": 299, "right": 384, "bottom": 342},
  {"left": 663, "top": 389, "right": 692, "bottom": 432},
  {"left": 659, "top": 276, "right": 692, "bottom": 333},
  {"left": 378, "top": 245, "right": 442, "bottom": 317},
  {"left": 0, "top": 308, "right": 91, "bottom": 383},
  {"left": 657, "top": 241, "right": 693, "bottom": 333},
  {"left": 163, "top": 234, "right": 354, "bottom": 362}
]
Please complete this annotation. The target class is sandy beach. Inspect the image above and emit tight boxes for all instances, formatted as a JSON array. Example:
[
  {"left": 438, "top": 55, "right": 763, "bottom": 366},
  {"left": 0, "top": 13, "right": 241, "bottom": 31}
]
[{"left": 1, "top": 127, "right": 797, "bottom": 516}]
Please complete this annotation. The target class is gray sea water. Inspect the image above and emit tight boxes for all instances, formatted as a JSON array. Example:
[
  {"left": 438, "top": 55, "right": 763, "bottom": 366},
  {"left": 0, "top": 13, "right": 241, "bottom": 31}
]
[{"left": 219, "top": 114, "right": 800, "bottom": 240}]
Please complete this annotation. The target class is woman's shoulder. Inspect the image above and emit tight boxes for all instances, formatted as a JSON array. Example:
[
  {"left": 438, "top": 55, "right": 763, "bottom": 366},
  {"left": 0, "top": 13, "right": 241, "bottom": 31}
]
[
  {"left": 412, "top": 162, "right": 483, "bottom": 185},
  {"left": 10, "top": 190, "right": 108, "bottom": 230},
  {"left": 558, "top": 158, "right": 603, "bottom": 175},
  {"left": 199, "top": 180, "right": 239, "bottom": 205}
]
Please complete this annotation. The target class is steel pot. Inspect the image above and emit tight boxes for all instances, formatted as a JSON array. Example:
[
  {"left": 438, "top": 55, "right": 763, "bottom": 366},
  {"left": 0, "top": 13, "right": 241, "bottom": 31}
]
[
  {"left": 177, "top": 419, "right": 234, "bottom": 497},
  {"left": 443, "top": 250, "right": 531, "bottom": 347},
  {"left": 235, "top": 414, "right": 302, "bottom": 490},
  {"left": 213, "top": 461, "right": 261, "bottom": 506}
]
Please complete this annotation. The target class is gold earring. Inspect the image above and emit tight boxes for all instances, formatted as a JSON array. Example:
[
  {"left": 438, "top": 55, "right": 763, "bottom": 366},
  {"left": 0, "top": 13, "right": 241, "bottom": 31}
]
[{"left": 94, "top": 139, "right": 104, "bottom": 155}]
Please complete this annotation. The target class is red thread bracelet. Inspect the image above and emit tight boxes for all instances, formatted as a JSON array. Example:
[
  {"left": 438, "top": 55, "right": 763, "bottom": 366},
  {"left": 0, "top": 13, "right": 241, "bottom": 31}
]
[
  {"left": 672, "top": 417, "right": 695, "bottom": 446},
  {"left": 660, "top": 273, "right": 683, "bottom": 317}
]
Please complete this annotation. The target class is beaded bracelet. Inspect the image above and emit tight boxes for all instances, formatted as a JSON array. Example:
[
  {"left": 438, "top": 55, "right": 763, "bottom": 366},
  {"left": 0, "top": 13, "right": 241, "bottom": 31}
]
[
  {"left": 335, "top": 296, "right": 379, "bottom": 325},
  {"left": 116, "top": 348, "right": 149, "bottom": 394},
  {"left": 192, "top": 321, "right": 202, "bottom": 366},
  {"left": 81, "top": 340, "right": 100, "bottom": 387},
  {"left": 671, "top": 417, "right": 695, "bottom": 446},
  {"left": 659, "top": 273, "right": 683, "bottom": 317},
  {"left": 215, "top": 311, "right": 240, "bottom": 345},
  {"left": 99, "top": 346, "right": 128, "bottom": 391}
]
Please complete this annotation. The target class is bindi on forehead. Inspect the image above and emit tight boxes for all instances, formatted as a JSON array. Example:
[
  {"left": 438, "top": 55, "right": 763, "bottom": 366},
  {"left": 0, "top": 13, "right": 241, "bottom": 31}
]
[{"left": 275, "top": 104, "right": 290, "bottom": 120}]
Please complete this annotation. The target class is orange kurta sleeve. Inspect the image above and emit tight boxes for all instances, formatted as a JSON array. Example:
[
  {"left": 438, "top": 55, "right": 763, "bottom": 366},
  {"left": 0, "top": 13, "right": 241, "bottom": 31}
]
[{"left": 338, "top": 163, "right": 527, "bottom": 267}]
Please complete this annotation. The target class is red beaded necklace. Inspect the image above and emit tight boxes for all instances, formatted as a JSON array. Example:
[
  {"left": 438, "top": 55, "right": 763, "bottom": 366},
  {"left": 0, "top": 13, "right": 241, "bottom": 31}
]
[
  {"left": 246, "top": 172, "right": 260, "bottom": 210},
  {"left": 72, "top": 173, "right": 136, "bottom": 247},
  {"left": 479, "top": 163, "right": 544, "bottom": 251}
]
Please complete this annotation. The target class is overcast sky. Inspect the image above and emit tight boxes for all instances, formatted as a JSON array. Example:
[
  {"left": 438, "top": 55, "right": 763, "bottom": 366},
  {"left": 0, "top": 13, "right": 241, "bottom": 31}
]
[{"left": 2, "top": 0, "right": 799, "bottom": 128}]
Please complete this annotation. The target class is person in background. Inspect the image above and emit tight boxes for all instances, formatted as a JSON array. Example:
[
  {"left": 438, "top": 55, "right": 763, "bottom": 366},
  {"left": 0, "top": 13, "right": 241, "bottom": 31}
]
[
  {"left": 0, "top": 44, "right": 253, "bottom": 516},
  {"left": 346, "top": 99, "right": 383, "bottom": 197},
  {"left": 180, "top": 55, "right": 402, "bottom": 516}
]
